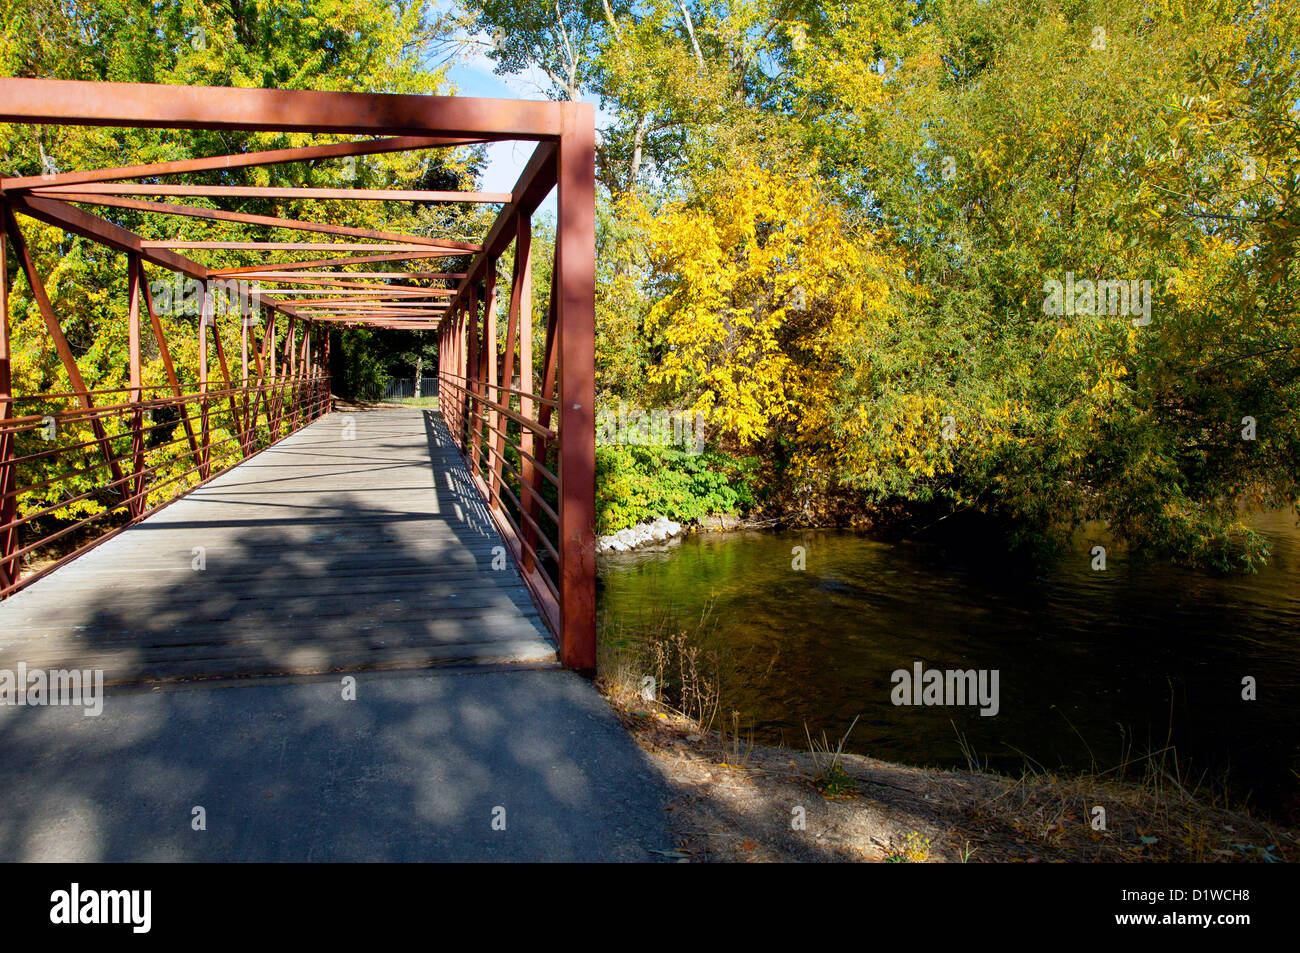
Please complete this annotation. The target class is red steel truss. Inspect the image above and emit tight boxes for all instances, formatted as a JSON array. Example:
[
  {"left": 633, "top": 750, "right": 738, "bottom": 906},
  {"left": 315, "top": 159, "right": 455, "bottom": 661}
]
[{"left": 0, "top": 78, "right": 596, "bottom": 671}]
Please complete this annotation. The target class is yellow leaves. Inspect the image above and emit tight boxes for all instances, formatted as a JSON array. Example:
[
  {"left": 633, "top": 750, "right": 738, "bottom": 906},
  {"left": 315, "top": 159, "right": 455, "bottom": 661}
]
[
  {"left": 1087, "top": 360, "right": 1130, "bottom": 403},
  {"left": 626, "top": 162, "right": 909, "bottom": 447},
  {"left": 1164, "top": 235, "right": 1239, "bottom": 313},
  {"left": 801, "top": 389, "right": 958, "bottom": 487}
]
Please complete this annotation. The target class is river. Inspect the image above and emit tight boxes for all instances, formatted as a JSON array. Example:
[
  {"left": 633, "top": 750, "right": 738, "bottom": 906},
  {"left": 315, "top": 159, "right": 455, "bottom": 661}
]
[{"left": 598, "top": 510, "right": 1300, "bottom": 822}]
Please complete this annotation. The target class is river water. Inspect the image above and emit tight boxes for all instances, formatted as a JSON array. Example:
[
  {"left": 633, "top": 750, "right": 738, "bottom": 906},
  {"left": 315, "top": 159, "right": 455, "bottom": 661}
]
[{"left": 598, "top": 510, "right": 1300, "bottom": 821}]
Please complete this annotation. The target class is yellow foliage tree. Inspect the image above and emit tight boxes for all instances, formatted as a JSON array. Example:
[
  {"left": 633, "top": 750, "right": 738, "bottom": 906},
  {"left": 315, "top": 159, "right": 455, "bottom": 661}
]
[{"left": 628, "top": 162, "right": 910, "bottom": 461}]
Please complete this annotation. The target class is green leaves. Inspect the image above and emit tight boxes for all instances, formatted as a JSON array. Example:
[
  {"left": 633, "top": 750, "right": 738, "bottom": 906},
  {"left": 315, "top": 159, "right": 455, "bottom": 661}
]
[{"left": 595, "top": 444, "right": 756, "bottom": 533}]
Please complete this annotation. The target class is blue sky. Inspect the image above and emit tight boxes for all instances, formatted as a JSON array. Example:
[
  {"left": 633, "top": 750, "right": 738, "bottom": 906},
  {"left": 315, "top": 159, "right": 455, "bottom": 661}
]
[
  {"left": 429, "top": 4, "right": 616, "bottom": 219},
  {"left": 442, "top": 54, "right": 554, "bottom": 209}
]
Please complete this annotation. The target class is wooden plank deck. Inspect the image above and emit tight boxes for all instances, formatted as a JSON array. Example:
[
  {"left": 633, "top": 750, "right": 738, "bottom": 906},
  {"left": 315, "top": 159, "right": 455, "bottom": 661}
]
[{"left": 0, "top": 408, "right": 557, "bottom": 684}]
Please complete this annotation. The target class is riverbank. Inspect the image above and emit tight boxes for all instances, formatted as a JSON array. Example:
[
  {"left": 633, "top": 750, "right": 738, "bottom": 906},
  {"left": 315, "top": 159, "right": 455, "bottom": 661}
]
[{"left": 597, "top": 679, "right": 1298, "bottom": 863}]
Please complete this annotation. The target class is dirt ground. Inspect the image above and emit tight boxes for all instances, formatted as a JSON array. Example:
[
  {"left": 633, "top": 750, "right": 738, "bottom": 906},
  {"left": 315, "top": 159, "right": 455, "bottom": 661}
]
[{"left": 603, "top": 690, "right": 1298, "bottom": 864}]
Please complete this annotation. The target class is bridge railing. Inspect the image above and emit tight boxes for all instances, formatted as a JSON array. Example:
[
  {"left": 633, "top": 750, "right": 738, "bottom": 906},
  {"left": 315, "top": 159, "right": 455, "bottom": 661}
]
[
  {"left": 436, "top": 145, "right": 597, "bottom": 671},
  {"left": 439, "top": 366, "right": 562, "bottom": 584},
  {"left": 0, "top": 373, "right": 330, "bottom": 598}
]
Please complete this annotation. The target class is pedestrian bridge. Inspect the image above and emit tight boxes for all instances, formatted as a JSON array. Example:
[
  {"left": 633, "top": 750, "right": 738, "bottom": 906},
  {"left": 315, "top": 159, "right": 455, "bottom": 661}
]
[
  {"left": 0, "top": 409, "right": 558, "bottom": 684},
  {"left": 0, "top": 78, "right": 597, "bottom": 675}
]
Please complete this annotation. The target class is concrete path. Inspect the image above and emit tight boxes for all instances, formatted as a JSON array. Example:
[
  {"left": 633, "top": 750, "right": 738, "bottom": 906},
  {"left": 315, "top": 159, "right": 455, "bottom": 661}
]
[
  {"left": 0, "top": 407, "right": 671, "bottom": 861},
  {"left": 0, "top": 668, "right": 674, "bottom": 861}
]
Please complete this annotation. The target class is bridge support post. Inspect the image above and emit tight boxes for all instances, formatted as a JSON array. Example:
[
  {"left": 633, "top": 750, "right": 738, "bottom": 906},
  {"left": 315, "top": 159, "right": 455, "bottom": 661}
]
[
  {"left": 482, "top": 261, "right": 498, "bottom": 497},
  {"left": 521, "top": 276, "right": 557, "bottom": 579},
  {"left": 300, "top": 322, "right": 311, "bottom": 421},
  {"left": 127, "top": 254, "right": 147, "bottom": 517},
  {"left": 462, "top": 301, "right": 473, "bottom": 447},
  {"left": 141, "top": 271, "right": 203, "bottom": 475},
  {"left": 198, "top": 282, "right": 211, "bottom": 478},
  {"left": 240, "top": 299, "right": 250, "bottom": 447},
  {"left": 0, "top": 220, "right": 18, "bottom": 592},
  {"left": 208, "top": 305, "right": 244, "bottom": 459},
  {"left": 467, "top": 286, "right": 481, "bottom": 472},
  {"left": 283, "top": 316, "right": 296, "bottom": 435},
  {"left": 557, "top": 102, "right": 597, "bottom": 673},
  {"left": 497, "top": 216, "right": 531, "bottom": 517},
  {"left": 322, "top": 324, "right": 331, "bottom": 413},
  {"left": 266, "top": 310, "right": 279, "bottom": 438}
]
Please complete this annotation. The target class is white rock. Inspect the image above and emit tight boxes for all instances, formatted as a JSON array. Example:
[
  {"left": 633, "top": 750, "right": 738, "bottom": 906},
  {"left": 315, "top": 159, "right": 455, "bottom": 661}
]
[{"left": 599, "top": 516, "right": 687, "bottom": 553}]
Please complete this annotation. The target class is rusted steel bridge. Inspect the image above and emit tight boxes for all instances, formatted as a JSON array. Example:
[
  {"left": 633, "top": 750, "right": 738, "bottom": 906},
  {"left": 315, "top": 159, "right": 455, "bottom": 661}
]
[{"left": 0, "top": 79, "right": 596, "bottom": 675}]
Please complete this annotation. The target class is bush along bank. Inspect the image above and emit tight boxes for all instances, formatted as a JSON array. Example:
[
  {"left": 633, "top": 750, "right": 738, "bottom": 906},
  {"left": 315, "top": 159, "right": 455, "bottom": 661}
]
[
  {"left": 595, "top": 444, "right": 758, "bottom": 538},
  {"left": 594, "top": 439, "right": 943, "bottom": 547},
  {"left": 594, "top": 439, "right": 925, "bottom": 547}
]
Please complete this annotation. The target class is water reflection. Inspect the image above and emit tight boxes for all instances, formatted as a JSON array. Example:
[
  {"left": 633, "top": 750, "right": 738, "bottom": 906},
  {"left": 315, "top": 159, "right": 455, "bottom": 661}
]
[{"left": 599, "top": 510, "right": 1300, "bottom": 821}]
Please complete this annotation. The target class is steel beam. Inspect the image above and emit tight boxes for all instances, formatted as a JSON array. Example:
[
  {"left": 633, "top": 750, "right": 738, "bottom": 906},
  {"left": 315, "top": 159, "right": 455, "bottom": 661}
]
[
  {"left": 140, "top": 242, "right": 453, "bottom": 253},
  {"left": 0, "top": 135, "right": 476, "bottom": 191},
  {"left": 32, "top": 183, "right": 510, "bottom": 203},
  {"left": 0, "top": 216, "right": 16, "bottom": 589},
  {"left": 0, "top": 78, "right": 567, "bottom": 139},
  {"left": 7, "top": 192, "right": 208, "bottom": 279},
  {"left": 140, "top": 268, "right": 203, "bottom": 475},
  {"left": 557, "top": 103, "right": 597, "bottom": 671},
  {"left": 3, "top": 209, "right": 130, "bottom": 501},
  {"left": 126, "top": 254, "right": 147, "bottom": 517},
  {"left": 43, "top": 193, "right": 477, "bottom": 250}
]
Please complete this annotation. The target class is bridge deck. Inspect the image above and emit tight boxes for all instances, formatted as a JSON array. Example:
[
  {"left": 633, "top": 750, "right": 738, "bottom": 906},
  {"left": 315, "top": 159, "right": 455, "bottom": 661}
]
[{"left": 0, "top": 409, "right": 556, "bottom": 684}]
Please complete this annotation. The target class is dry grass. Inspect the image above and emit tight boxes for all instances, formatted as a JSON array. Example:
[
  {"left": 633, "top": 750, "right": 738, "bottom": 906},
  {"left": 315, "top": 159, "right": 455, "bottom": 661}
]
[
  {"left": 608, "top": 694, "right": 1297, "bottom": 863},
  {"left": 599, "top": 605, "right": 725, "bottom": 733},
  {"left": 958, "top": 755, "right": 1293, "bottom": 863}
]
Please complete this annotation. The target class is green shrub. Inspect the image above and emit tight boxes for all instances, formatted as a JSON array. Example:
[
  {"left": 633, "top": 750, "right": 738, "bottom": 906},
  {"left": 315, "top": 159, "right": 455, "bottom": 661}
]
[{"left": 595, "top": 444, "right": 756, "bottom": 534}]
